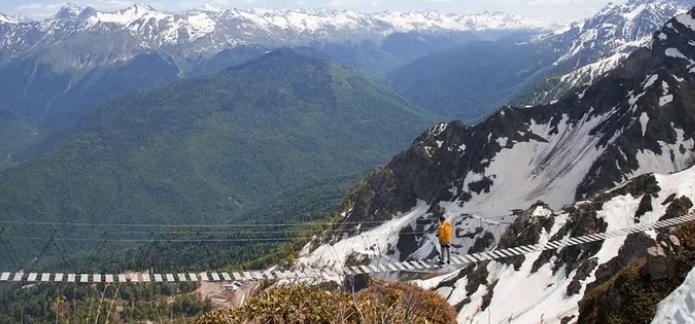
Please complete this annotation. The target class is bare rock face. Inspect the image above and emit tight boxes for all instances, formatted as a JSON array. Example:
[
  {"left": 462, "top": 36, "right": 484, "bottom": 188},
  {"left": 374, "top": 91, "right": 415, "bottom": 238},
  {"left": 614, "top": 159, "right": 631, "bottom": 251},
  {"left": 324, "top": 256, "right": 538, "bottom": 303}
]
[
  {"left": 645, "top": 234, "right": 682, "bottom": 281},
  {"left": 586, "top": 232, "right": 655, "bottom": 292},
  {"left": 568, "top": 258, "right": 599, "bottom": 296},
  {"left": 646, "top": 245, "right": 672, "bottom": 281}
]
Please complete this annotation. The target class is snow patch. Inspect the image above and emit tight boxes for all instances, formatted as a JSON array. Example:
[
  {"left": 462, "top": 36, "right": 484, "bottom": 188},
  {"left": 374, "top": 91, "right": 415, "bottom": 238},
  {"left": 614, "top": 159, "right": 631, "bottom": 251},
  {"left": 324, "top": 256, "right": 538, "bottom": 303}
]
[
  {"left": 659, "top": 95, "right": 674, "bottom": 107},
  {"left": 651, "top": 266, "right": 695, "bottom": 323},
  {"left": 628, "top": 91, "right": 646, "bottom": 107},
  {"left": 459, "top": 112, "right": 611, "bottom": 216},
  {"left": 578, "top": 88, "right": 588, "bottom": 100},
  {"left": 413, "top": 271, "right": 460, "bottom": 290},
  {"left": 532, "top": 205, "right": 552, "bottom": 218},
  {"left": 295, "top": 201, "right": 431, "bottom": 270},
  {"left": 665, "top": 48, "right": 694, "bottom": 64},
  {"left": 659, "top": 80, "right": 673, "bottom": 107},
  {"left": 431, "top": 123, "right": 447, "bottom": 137},
  {"left": 675, "top": 12, "right": 695, "bottom": 31},
  {"left": 629, "top": 128, "right": 695, "bottom": 178},
  {"left": 640, "top": 112, "right": 649, "bottom": 137},
  {"left": 456, "top": 230, "right": 579, "bottom": 322},
  {"left": 643, "top": 74, "right": 658, "bottom": 89}
]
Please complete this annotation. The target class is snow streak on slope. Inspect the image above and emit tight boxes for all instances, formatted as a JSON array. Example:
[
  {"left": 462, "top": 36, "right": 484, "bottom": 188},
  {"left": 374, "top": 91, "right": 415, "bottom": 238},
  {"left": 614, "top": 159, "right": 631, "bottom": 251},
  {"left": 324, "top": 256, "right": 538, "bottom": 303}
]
[
  {"left": 298, "top": 201, "right": 431, "bottom": 269},
  {"left": 557, "top": 39, "right": 648, "bottom": 88},
  {"left": 630, "top": 127, "right": 695, "bottom": 178},
  {"left": 461, "top": 112, "right": 610, "bottom": 216}
]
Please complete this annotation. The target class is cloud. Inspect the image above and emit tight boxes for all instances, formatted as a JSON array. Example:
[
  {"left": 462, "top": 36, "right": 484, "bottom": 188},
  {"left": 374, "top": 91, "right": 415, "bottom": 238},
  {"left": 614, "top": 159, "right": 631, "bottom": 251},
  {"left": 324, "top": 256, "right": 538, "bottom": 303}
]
[
  {"left": 13, "top": 0, "right": 244, "bottom": 18},
  {"left": 15, "top": 3, "right": 67, "bottom": 19},
  {"left": 14, "top": 0, "right": 139, "bottom": 19},
  {"left": 529, "top": 0, "right": 578, "bottom": 5}
]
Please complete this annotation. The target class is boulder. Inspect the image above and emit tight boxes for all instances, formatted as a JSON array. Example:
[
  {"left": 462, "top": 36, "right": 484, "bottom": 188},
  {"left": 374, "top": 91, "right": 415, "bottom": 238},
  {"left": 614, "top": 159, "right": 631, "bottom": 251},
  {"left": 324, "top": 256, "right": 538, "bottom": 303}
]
[{"left": 645, "top": 246, "right": 674, "bottom": 280}]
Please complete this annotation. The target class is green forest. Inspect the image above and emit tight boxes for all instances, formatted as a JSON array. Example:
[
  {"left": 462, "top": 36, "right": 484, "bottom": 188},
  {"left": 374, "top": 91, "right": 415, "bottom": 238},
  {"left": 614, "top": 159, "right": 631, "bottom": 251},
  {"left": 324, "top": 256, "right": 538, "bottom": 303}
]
[{"left": 0, "top": 49, "right": 437, "bottom": 269}]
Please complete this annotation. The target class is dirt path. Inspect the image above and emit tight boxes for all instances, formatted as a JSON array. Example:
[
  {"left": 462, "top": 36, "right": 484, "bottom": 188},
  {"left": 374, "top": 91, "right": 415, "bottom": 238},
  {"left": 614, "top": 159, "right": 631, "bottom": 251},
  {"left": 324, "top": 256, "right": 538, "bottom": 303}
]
[{"left": 195, "top": 281, "right": 262, "bottom": 310}]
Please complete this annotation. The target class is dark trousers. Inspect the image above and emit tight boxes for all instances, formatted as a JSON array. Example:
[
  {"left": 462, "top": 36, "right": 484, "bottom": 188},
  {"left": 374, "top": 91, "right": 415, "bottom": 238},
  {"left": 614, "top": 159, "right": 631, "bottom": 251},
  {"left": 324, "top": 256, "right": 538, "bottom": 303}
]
[{"left": 440, "top": 243, "right": 450, "bottom": 263}]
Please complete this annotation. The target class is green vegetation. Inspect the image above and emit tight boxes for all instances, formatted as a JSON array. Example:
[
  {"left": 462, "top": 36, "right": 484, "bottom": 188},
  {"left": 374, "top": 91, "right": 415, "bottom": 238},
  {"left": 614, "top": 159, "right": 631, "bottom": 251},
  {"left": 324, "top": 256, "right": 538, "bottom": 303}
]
[
  {"left": 510, "top": 73, "right": 564, "bottom": 106},
  {"left": 0, "top": 53, "right": 182, "bottom": 170},
  {"left": 0, "top": 103, "right": 38, "bottom": 169},
  {"left": 0, "top": 280, "right": 208, "bottom": 324},
  {"left": 387, "top": 40, "right": 559, "bottom": 122},
  {"left": 0, "top": 48, "right": 436, "bottom": 268},
  {"left": 195, "top": 280, "right": 457, "bottom": 324}
]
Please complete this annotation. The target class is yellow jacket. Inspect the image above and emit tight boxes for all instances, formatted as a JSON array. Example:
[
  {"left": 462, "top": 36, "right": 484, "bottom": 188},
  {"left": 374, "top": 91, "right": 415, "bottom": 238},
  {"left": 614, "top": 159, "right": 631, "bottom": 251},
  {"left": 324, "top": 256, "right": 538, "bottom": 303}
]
[{"left": 438, "top": 221, "right": 452, "bottom": 244}]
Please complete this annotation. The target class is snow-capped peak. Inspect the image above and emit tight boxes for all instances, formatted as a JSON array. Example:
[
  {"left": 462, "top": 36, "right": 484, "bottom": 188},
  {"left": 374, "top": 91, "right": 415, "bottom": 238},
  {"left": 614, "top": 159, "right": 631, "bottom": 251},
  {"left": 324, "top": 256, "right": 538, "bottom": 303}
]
[
  {"left": 554, "top": 0, "right": 693, "bottom": 67},
  {"left": 0, "top": 12, "right": 29, "bottom": 24},
  {"left": 193, "top": 4, "right": 226, "bottom": 13},
  {"left": 53, "top": 2, "right": 84, "bottom": 20},
  {"left": 127, "top": 3, "right": 157, "bottom": 12},
  {"left": 31, "top": 4, "right": 558, "bottom": 35},
  {"left": 520, "top": 0, "right": 694, "bottom": 106}
]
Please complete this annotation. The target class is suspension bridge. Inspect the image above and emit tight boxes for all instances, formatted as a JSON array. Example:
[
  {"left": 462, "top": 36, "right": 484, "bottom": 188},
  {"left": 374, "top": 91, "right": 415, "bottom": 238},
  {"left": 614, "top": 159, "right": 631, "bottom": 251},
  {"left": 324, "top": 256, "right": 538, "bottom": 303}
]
[{"left": 1, "top": 212, "right": 693, "bottom": 285}]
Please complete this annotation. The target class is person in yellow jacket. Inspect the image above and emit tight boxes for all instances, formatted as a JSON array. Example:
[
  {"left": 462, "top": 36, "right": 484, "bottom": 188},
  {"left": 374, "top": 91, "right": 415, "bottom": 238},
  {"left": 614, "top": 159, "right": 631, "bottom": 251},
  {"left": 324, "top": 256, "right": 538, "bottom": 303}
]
[{"left": 438, "top": 216, "right": 452, "bottom": 265}]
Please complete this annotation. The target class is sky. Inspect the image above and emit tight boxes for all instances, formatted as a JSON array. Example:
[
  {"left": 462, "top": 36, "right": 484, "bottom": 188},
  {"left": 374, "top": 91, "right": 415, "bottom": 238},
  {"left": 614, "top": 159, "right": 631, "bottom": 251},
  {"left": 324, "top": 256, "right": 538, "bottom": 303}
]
[{"left": 2, "top": 0, "right": 627, "bottom": 24}]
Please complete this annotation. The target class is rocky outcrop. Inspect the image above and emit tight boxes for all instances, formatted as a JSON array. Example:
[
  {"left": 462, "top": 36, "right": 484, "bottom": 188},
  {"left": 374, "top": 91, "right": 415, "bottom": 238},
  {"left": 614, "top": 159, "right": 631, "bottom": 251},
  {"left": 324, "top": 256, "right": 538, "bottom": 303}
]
[
  {"left": 495, "top": 202, "right": 554, "bottom": 270},
  {"left": 587, "top": 233, "right": 654, "bottom": 292},
  {"left": 647, "top": 245, "right": 674, "bottom": 281},
  {"left": 577, "top": 222, "right": 695, "bottom": 324},
  {"left": 645, "top": 234, "right": 682, "bottom": 280},
  {"left": 568, "top": 258, "right": 598, "bottom": 296},
  {"left": 530, "top": 204, "right": 607, "bottom": 276}
]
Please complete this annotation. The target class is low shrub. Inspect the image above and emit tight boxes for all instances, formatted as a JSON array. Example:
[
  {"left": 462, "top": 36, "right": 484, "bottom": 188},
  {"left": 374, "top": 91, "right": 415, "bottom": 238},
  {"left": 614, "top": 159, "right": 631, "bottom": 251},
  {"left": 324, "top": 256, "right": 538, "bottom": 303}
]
[{"left": 195, "top": 279, "right": 456, "bottom": 324}]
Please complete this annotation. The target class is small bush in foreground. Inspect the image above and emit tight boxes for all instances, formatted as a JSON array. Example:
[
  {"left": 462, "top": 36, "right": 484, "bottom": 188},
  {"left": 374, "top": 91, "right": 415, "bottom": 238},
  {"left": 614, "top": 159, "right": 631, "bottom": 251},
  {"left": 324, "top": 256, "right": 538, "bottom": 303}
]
[{"left": 195, "top": 279, "right": 456, "bottom": 324}]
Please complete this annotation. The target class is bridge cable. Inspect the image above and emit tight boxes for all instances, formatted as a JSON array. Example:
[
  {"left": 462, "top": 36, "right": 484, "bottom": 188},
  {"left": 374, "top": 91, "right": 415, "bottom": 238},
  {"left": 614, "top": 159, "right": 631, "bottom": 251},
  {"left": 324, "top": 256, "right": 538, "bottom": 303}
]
[
  {"left": 82, "top": 232, "right": 110, "bottom": 273},
  {"left": 102, "top": 232, "right": 120, "bottom": 273},
  {"left": 53, "top": 232, "right": 77, "bottom": 274},
  {"left": 0, "top": 227, "right": 18, "bottom": 269},
  {"left": 24, "top": 230, "right": 58, "bottom": 278},
  {"left": 138, "top": 232, "right": 163, "bottom": 272}
]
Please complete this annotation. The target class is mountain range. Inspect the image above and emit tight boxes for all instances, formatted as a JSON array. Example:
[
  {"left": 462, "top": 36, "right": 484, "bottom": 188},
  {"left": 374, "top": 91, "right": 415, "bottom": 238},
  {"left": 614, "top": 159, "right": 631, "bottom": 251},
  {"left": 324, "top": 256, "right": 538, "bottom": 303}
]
[
  {"left": 0, "top": 4, "right": 564, "bottom": 172},
  {"left": 519, "top": 0, "right": 695, "bottom": 106},
  {"left": 1, "top": 0, "right": 689, "bottom": 130},
  {"left": 0, "top": 3, "right": 556, "bottom": 71},
  {"left": 297, "top": 4, "right": 695, "bottom": 322},
  {"left": 388, "top": 0, "right": 695, "bottom": 122}
]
